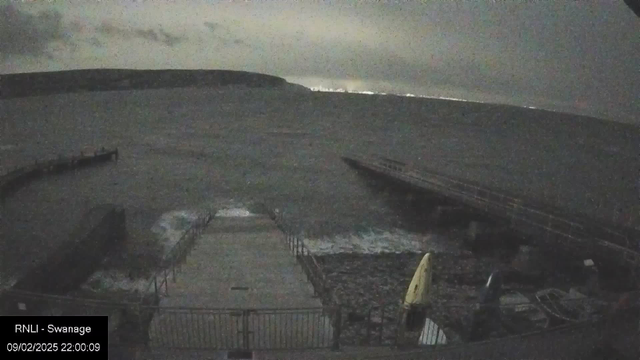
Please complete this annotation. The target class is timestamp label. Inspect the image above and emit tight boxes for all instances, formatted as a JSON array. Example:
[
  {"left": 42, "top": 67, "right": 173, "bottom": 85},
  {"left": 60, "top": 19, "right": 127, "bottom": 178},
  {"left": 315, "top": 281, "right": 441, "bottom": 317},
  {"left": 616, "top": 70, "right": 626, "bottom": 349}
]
[{"left": 1, "top": 315, "right": 108, "bottom": 360}]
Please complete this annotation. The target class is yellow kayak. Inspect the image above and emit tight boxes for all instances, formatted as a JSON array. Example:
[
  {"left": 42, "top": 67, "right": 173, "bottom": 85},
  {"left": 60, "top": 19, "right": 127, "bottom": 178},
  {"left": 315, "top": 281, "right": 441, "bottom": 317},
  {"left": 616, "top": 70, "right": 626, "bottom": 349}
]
[
  {"left": 402, "top": 252, "right": 434, "bottom": 332},
  {"left": 404, "top": 252, "right": 433, "bottom": 307}
]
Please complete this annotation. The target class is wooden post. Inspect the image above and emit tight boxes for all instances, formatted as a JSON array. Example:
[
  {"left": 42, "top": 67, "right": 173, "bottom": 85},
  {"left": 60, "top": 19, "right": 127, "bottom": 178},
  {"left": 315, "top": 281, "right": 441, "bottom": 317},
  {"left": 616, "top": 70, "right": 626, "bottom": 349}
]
[
  {"left": 153, "top": 277, "right": 158, "bottom": 303},
  {"left": 395, "top": 305, "right": 406, "bottom": 348},
  {"left": 164, "top": 269, "right": 169, "bottom": 296},
  {"left": 366, "top": 307, "right": 372, "bottom": 344},
  {"left": 331, "top": 305, "right": 342, "bottom": 351},
  {"left": 379, "top": 305, "right": 385, "bottom": 345}
]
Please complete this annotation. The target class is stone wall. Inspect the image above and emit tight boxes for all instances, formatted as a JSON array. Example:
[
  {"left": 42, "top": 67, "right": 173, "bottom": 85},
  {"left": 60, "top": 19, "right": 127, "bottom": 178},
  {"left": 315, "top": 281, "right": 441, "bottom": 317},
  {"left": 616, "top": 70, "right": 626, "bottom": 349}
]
[{"left": 1, "top": 205, "right": 126, "bottom": 315}]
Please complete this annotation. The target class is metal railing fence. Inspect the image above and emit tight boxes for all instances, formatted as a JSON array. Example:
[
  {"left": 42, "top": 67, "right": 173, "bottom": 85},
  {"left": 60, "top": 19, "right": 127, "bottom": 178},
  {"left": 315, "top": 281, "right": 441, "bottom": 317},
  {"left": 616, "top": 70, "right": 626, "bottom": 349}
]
[
  {"left": 139, "top": 213, "right": 214, "bottom": 304},
  {"left": 346, "top": 154, "right": 640, "bottom": 271}
]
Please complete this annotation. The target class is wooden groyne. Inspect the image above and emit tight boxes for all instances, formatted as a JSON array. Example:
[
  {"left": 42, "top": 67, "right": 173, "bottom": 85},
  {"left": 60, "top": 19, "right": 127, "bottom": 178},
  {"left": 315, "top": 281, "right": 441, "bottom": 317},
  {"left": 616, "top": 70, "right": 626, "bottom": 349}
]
[
  {"left": 342, "top": 153, "right": 640, "bottom": 276},
  {"left": 0, "top": 147, "right": 118, "bottom": 200}
]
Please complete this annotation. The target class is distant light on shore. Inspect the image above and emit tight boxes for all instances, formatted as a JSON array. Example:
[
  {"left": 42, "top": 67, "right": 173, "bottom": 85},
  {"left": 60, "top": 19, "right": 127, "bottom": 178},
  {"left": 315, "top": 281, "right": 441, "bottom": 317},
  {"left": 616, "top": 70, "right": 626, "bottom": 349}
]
[
  {"left": 308, "top": 86, "right": 470, "bottom": 102},
  {"left": 308, "top": 86, "right": 543, "bottom": 111}
]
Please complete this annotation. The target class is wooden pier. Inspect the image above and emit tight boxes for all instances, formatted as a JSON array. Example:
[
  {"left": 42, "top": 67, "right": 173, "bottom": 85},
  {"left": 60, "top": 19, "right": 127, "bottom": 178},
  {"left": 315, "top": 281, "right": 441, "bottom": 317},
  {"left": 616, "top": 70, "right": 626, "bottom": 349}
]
[{"left": 342, "top": 153, "right": 640, "bottom": 275}]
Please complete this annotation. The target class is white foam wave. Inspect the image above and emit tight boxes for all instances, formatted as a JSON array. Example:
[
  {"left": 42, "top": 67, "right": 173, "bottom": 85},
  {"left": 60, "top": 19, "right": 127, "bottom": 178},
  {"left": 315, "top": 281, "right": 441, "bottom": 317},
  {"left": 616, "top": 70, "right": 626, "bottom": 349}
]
[
  {"left": 0, "top": 274, "right": 17, "bottom": 290},
  {"left": 216, "top": 207, "right": 255, "bottom": 218},
  {"left": 303, "top": 229, "right": 459, "bottom": 256},
  {"left": 82, "top": 270, "right": 149, "bottom": 293},
  {"left": 151, "top": 210, "right": 205, "bottom": 258},
  {"left": 150, "top": 204, "right": 254, "bottom": 259}
]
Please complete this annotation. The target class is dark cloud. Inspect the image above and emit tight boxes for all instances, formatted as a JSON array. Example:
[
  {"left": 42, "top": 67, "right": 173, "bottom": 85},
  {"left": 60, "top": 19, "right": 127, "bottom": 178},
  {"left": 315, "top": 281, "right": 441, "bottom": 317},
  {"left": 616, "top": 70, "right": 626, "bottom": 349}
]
[
  {"left": 202, "top": 21, "right": 249, "bottom": 48},
  {"left": 0, "top": 1, "right": 636, "bottom": 122},
  {"left": 87, "top": 37, "right": 104, "bottom": 48},
  {"left": 203, "top": 21, "right": 219, "bottom": 33},
  {"left": 158, "top": 29, "right": 182, "bottom": 47},
  {"left": 0, "top": 4, "right": 68, "bottom": 58},
  {"left": 134, "top": 29, "right": 159, "bottom": 42},
  {"left": 96, "top": 22, "right": 129, "bottom": 38},
  {"left": 96, "top": 22, "right": 185, "bottom": 47}
]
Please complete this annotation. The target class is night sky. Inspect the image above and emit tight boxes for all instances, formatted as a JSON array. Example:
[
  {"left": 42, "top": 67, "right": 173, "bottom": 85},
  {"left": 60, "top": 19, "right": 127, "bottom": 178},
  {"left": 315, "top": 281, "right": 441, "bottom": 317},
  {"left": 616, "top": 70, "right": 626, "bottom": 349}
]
[{"left": 1, "top": 1, "right": 638, "bottom": 123}]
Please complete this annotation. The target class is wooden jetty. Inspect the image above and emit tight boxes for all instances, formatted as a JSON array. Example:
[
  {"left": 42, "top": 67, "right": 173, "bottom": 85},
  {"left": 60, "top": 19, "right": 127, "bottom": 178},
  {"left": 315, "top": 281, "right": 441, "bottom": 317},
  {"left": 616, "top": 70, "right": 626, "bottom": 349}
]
[{"left": 342, "top": 153, "right": 640, "bottom": 275}]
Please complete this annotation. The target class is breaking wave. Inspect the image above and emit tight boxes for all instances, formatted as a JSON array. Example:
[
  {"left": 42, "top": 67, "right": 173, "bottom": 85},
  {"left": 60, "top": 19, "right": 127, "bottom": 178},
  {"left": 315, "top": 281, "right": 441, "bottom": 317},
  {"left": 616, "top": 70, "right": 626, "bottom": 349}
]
[
  {"left": 0, "top": 274, "right": 17, "bottom": 291},
  {"left": 151, "top": 210, "right": 207, "bottom": 258},
  {"left": 0, "top": 144, "right": 17, "bottom": 151},
  {"left": 82, "top": 270, "right": 149, "bottom": 293},
  {"left": 302, "top": 228, "right": 459, "bottom": 256}
]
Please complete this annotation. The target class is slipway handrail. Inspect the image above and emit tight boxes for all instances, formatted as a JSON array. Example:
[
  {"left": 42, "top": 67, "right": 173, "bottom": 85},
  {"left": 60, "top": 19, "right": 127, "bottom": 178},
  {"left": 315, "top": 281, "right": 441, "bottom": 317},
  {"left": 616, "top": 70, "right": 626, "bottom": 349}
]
[{"left": 138, "top": 213, "right": 214, "bottom": 304}]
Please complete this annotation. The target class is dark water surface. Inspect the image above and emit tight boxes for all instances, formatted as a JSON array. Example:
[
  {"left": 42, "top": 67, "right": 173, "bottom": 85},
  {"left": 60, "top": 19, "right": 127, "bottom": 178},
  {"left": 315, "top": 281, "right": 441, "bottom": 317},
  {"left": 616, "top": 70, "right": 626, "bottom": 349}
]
[{"left": 1, "top": 87, "right": 638, "bottom": 282}]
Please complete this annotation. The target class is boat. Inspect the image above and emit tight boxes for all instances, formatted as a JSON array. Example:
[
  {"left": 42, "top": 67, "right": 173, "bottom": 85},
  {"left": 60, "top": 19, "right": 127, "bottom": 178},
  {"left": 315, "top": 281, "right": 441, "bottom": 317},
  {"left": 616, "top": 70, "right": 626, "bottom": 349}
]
[
  {"left": 499, "top": 289, "right": 549, "bottom": 333},
  {"left": 535, "top": 288, "right": 603, "bottom": 322}
]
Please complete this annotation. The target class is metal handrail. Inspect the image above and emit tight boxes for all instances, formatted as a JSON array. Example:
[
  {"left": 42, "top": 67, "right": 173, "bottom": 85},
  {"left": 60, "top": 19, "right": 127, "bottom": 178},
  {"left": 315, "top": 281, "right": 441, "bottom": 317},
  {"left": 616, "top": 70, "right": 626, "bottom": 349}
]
[
  {"left": 139, "top": 213, "right": 213, "bottom": 303},
  {"left": 400, "top": 170, "right": 639, "bottom": 261},
  {"left": 343, "top": 154, "right": 640, "bottom": 268},
  {"left": 2, "top": 288, "right": 142, "bottom": 307},
  {"left": 405, "top": 168, "right": 628, "bottom": 240},
  {"left": 368, "top": 158, "right": 636, "bottom": 250},
  {"left": 379, "top": 157, "right": 630, "bottom": 237},
  {"left": 267, "top": 207, "right": 333, "bottom": 304}
]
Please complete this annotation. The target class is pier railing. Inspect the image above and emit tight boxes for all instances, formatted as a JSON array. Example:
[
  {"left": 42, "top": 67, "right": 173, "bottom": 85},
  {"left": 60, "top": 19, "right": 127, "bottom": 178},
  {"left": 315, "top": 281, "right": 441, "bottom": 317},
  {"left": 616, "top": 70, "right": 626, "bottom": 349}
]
[
  {"left": 143, "top": 305, "right": 335, "bottom": 350},
  {"left": 3, "top": 272, "right": 638, "bottom": 354},
  {"left": 0, "top": 147, "right": 118, "bottom": 200},
  {"left": 264, "top": 206, "right": 343, "bottom": 350},
  {"left": 347, "top": 154, "right": 640, "bottom": 270},
  {"left": 266, "top": 208, "right": 337, "bottom": 303}
]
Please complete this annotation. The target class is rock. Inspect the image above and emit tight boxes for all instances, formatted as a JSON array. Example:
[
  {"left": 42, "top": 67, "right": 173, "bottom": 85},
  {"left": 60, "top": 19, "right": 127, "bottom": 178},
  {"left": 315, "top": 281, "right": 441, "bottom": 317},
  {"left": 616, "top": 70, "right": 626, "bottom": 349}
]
[
  {"left": 511, "top": 245, "right": 542, "bottom": 274},
  {"left": 316, "top": 242, "right": 587, "bottom": 346}
]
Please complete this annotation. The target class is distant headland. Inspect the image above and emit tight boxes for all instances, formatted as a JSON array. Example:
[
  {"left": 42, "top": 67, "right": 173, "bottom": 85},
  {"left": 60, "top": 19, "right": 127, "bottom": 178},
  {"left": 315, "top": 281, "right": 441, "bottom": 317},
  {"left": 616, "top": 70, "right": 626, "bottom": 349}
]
[{"left": 0, "top": 69, "right": 309, "bottom": 99}]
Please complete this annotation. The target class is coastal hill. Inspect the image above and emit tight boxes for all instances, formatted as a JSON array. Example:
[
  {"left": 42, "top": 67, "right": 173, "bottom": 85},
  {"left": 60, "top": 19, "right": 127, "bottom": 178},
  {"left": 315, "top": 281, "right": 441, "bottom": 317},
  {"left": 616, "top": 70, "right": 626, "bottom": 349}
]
[{"left": 0, "top": 69, "right": 309, "bottom": 99}]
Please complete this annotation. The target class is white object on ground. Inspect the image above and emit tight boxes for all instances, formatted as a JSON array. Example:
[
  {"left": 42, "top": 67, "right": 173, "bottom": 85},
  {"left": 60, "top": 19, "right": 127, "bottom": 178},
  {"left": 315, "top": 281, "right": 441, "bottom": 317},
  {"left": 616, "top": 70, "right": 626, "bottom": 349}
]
[
  {"left": 215, "top": 207, "right": 255, "bottom": 218},
  {"left": 419, "top": 318, "right": 447, "bottom": 345},
  {"left": 583, "top": 259, "right": 595, "bottom": 267}
]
